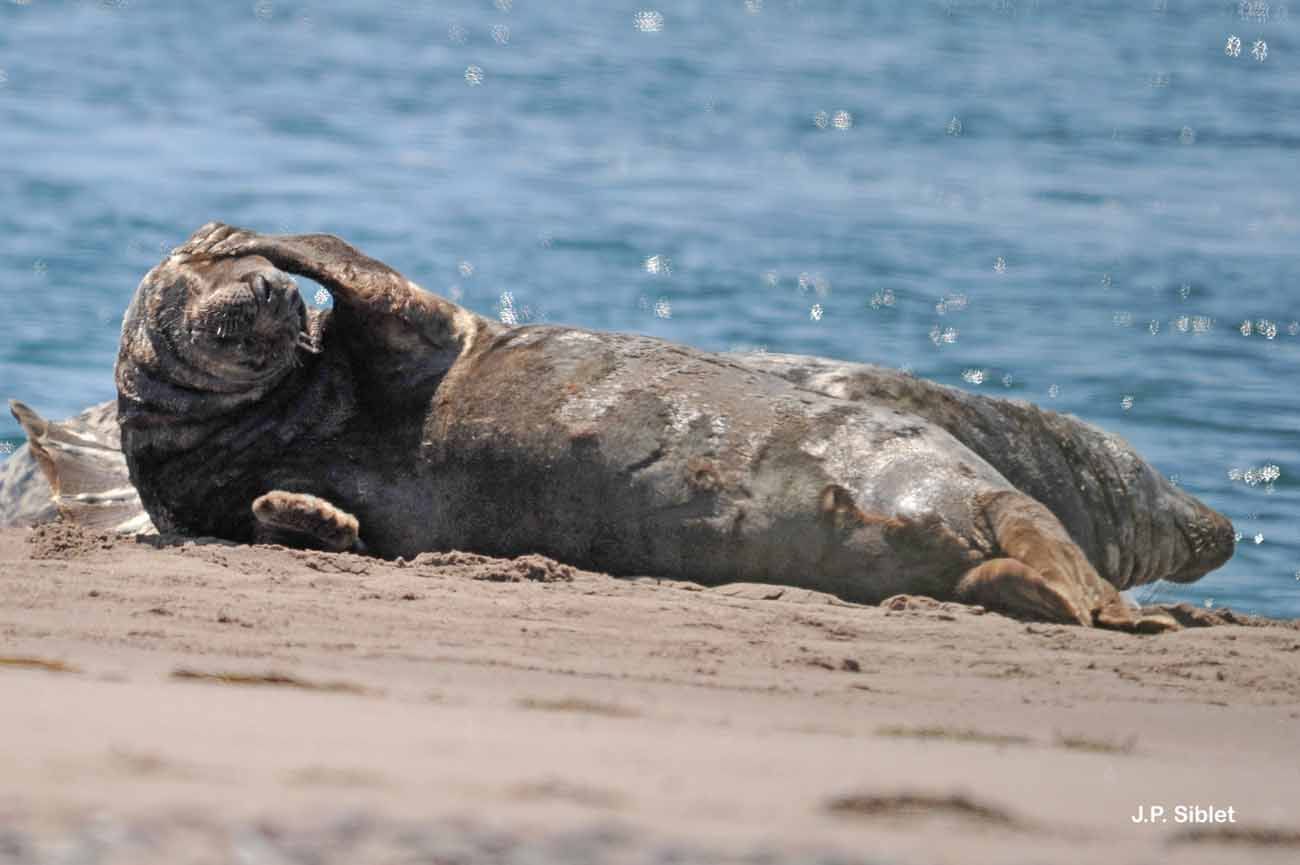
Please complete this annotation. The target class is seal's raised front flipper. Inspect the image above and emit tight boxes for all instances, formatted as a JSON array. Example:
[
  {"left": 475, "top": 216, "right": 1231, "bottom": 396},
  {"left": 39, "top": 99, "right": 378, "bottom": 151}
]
[
  {"left": 174, "top": 222, "right": 497, "bottom": 402},
  {"left": 959, "top": 490, "right": 1178, "bottom": 633},
  {"left": 8, "top": 400, "right": 152, "bottom": 534},
  {"left": 252, "top": 490, "right": 363, "bottom": 554}
]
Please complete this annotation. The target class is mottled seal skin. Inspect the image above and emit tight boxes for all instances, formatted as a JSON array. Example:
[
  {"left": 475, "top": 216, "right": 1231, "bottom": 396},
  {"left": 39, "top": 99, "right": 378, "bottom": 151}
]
[
  {"left": 734, "top": 353, "right": 1236, "bottom": 590},
  {"left": 109, "top": 222, "right": 1183, "bottom": 631},
  {"left": 4, "top": 366, "right": 1234, "bottom": 592}
]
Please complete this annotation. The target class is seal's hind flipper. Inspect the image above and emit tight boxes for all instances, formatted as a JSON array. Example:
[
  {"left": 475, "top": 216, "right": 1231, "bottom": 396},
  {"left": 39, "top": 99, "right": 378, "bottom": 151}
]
[
  {"left": 881, "top": 510, "right": 982, "bottom": 569},
  {"left": 966, "top": 490, "right": 1178, "bottom": 633},
  {"left": 955, "top": 558, "right": 1092, "bottom": 625},
  {"left": 252, "top": 490, "right": 363, "bottom": 553},
  {"left": 818, "top": 484, "right": 889, "bottom": 532},
  {"left": 8, "top": 400, "right": 151, "bottom": 534}
]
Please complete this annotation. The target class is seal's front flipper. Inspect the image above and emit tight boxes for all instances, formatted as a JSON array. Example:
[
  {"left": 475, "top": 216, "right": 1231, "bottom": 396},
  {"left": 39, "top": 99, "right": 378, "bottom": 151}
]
[
  {"left": 252, "top": 490, "right": 363, "bottom": 554},
  {"left": 178, "top": 223, "right": 398, "bottom": 306},
  {"left": 177, "top": 223, "right": 443, "bottom": 327},
  {"left": 176, "top": 222, "right": 489, "bottom": 398},
  {"left": 970, "top": 490, "right": 1179, "bottom": 632},
  {"left": 8, "top": 400, "right": 152, "bottom": 534}
]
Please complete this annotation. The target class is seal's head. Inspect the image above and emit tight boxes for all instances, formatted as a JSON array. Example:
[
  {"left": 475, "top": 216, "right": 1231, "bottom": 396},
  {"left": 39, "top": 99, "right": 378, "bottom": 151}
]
[
  {"left": 119, "top": 254, "right": 312, "bottom": 399},
  {"left": 1079, "top": 427, "right": 1236, "bottom": 590},
  {"left": 181, "top": 256, "right": 311, "bottom": 379},
  {"left": 1130, "top": 459, "right": 1236, "bottom": 586},
  {"left": 115, "top": 247, "right": 328, "bottom": 537},
  {"left": 116, "top": 248, "right": 327, "bottom": 480}
]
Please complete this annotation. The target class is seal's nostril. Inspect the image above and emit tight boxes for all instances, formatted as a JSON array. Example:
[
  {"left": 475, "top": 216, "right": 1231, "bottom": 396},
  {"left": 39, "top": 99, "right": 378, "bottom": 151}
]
[
  {"left": 249, "top": 273, "right": 271, "bottom": 305},
  {"left": 1218, "top": 517, "right": 1236, "bottom": 558}
]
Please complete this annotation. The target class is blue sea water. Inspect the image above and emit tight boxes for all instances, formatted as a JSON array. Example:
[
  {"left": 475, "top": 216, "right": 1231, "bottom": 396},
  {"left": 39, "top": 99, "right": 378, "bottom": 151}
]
[{"left": 1, "top": 0, "right": 1297, "bottom": 617}]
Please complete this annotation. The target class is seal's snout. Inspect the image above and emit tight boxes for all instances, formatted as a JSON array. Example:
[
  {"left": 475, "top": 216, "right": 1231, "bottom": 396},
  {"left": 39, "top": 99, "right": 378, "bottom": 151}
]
[
  {"left": 1206, "top": 508, "right": 1236, "bottom": 567},
  {"left": 249, "top": 272, "right": 273, "bottom": 306},
  {"left": 1169, "top": 504, "right": 1235, "bottom": 583},
  {"left": 246, "top": 270, "right": 300, "bottom": 318}
]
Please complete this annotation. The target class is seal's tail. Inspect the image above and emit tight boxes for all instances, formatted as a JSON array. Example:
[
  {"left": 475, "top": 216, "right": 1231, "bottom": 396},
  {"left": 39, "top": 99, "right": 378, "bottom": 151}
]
[{"left": 7, "top": 400, "right": 154, "bottom": 534}]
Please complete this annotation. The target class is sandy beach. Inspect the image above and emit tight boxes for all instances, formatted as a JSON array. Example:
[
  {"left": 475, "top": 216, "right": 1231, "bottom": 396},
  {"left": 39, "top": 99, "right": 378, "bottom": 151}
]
[{"left": 1, "top": 522, "right": 1298, "bottom": 864}]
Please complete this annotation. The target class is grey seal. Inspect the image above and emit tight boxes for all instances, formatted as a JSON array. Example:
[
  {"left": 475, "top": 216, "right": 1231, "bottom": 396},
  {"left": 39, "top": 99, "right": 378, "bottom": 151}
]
[
  {"left": 4, "top": 364, "right": 1235, "bottom": 593},
  {"left": 6, "top": 359, "right": 1236, "bottom": 592},
  {"left": 102, "top": 221, "right": 1232, "bottom": 631}
]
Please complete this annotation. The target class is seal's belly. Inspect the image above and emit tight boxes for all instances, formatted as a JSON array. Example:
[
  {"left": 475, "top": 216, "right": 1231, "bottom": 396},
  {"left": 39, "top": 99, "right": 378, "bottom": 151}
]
[{"left": 405, "top": 326, "right": 1012, "bottom": 601}]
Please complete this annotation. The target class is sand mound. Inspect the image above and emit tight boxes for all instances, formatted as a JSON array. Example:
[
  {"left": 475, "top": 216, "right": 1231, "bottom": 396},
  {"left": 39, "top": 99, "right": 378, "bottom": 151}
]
[{"left": 26, "top": 519, "right": 117, "bottom": 559}]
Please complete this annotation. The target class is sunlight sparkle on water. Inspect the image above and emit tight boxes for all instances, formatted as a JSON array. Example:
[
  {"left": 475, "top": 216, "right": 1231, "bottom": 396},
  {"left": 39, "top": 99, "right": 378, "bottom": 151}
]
[
  {"left": 1240, "top": 1, "right": 1270, "bottom": 22},
  {"left": 634, "top": 11, "right": 664, "bottom": 32},
  {"left": 929, "top": 325, "right": 959, "bottom": 345},
  {"left": 1228, "top": 464, "right": 1280, "bottom": 488},
  {"left": 935, "top": 293, "right": 966, "bottom": 315},
  {"left": 870, "top": 289, "right": 896, "bottom": 310},
  {"left": 797, "top": 273, "right": 830, "bottom": 297}
]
